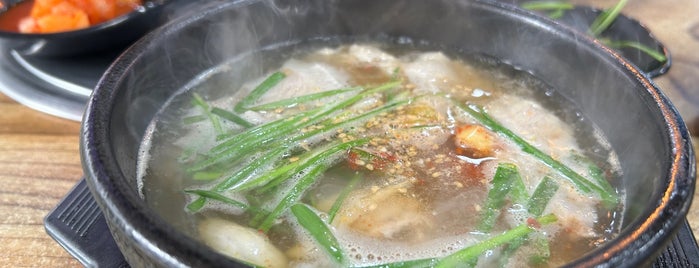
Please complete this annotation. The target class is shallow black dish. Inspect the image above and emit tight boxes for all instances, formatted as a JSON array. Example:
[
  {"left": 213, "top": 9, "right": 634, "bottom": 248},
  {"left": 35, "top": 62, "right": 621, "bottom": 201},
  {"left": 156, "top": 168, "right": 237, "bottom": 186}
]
[
  {"left": 0, "top": 49, "right": 113, "bottom": 120},
  {"left": 504, "top": 1, "right": 671, "bottom": 78},
  {"left": 553, "top": 5, "right": 671, "bottom": 78},
  {"left": 80, "top": 0, "right": 694, "bottom": 267},
  {"left": 0, "top": 0, "right": 188, "bottom": 121},
  {"left": 0, "top": 0, "right": 168, "bottom": 57}
]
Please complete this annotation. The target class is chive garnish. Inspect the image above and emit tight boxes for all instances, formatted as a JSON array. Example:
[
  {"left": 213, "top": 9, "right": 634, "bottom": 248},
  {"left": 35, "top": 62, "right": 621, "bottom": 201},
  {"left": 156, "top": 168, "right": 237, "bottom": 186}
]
[
  {"left": 291, "top": 203, "right": 345, "bottom": 264},
  {"left": 588, "top": 0, "right": 629, "bottom": 36},
  {"left": 452, "top": 100, "right": 618, "bottom": 207},
  {"left": 184, "top": 189, "right": 266, "bottom": 214},
  {"left": 191, "top": 93, "right": 223, "bottom": 135},
  {"left": 510, "top": 167, "right": 530, "bottom": 205},
  {"left": 248, "top": 87, "right": 361, "bottom": 111},
  {"left": 236, "top": 138, "right": 371, "bottom": 192},
  {"left": 522, "top": 0, "right": 666, "bottom": 63},
  {"left": 521, "top": 1, "right": 574, "bottom": 19},
  {"left": 602, "top": 39, "right": 668, "bottom": 62},
  {"left": 183, "top": 114, "right": 207, "bottom": 125},
  {"left": 192, "top": 171, "right": 222, "bottom": 181},
  {"left": 527, "top": 176, "right": 560, "bottom": 217},
  {"left": 498, "top": 176, "right": 560, "bottom": 266},
  {"left": 528, "top": 237, "right": 552, "bottom": 265},
  {"left": 521, "top": 1, "right": 574, "bottom": 10},
  {"left": 478, "top": 163, "right": 519, "bottom": 232},
  {"left": 258, "top": 163, "right": 331, "bottom": 232},
  {"left": 211, "top": 107, "right": 254, "bottom": 128},
  {"left": 234, "top": 71, "right": 287, "bottom": 113},
  {"left": 186, "top": 146, "right": 288, "bottom": 212},
  {"left": 357, "top": 258, "right": 438, "bottom": 268},
  {"left": 363, "top": 214, "right": 558, "bottom": 268},
  {"left": 572, "top": 154, "right": 617, "bottom": 200},
  {"left": 189, "top": 80, "right": 400, "bottom": 173},
  {"left": 186, "top": 108, "right": 319, "bottom": 172},
  {"left": 328, "top": 172, "right": 362, "bottom": 224},
  {"left": 435, "top": 214, "right": 558, "bottom": 268}
]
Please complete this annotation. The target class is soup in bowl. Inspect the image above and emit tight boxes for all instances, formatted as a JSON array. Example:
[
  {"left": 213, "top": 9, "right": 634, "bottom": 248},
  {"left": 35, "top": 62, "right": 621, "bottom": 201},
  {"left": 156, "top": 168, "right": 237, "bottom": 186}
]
[{"left": 81, "top": 0, "right": 695, "bottom": 267}]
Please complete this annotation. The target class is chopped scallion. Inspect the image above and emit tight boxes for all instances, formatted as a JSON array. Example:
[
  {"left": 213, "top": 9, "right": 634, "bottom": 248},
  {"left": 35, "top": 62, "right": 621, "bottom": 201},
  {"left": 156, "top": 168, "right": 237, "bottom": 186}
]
[
  {"left": 328, "top": 173, "right": 362, "bottom": 223},
  {"left": 211, "top": 107, "right": 254, "bottom": 128},
  {"left": 234, "top": 71, "right": 286, "bottom": 113},
  {"left": 478, "top": 163, "right": 519, "bottom": 232},
  {"left": 527, "top": 176, "right": 559, "bottom": 217},
  {"left": 291, "top": 203, "right": 345, "bottom": 264},
  {"left": 435, "top": 214, "right": 558, "bottom": 268},
  {"left": 248, "top": 87, "right": 361, "bottom": 111},
  {"left": 258, "top": 163, "right": 330, "bottom": 232}
]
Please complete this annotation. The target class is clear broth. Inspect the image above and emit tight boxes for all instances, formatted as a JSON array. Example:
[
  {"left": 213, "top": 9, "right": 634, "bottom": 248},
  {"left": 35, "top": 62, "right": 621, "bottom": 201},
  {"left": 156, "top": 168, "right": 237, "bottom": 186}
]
[{"left": 138, "top": 41, "right": 623, "bottom": 267}]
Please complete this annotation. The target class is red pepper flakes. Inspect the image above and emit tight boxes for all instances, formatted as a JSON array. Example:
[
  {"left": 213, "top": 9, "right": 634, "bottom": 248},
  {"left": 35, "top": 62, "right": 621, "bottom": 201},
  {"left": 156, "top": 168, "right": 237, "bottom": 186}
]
[
  {"left": 369, "top": 151, "right": 397, "bottom": 170},
  {"left": 527, "top": 217, "right": 542, "bottom": 229},
  {"left": 347, "top": 151, "right": 361, "bottom": 170}
]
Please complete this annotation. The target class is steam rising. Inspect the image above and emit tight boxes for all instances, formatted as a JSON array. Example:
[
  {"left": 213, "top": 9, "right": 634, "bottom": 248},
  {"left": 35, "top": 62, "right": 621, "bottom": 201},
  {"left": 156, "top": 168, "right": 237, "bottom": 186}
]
[{"left": 118, "top": 1, "right": 674, "bottom": 263}]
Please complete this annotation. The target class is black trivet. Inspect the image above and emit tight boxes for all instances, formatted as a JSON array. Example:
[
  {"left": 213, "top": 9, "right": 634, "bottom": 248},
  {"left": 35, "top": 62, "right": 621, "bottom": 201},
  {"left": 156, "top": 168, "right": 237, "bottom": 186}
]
[
  {"left": 44, "top": 179, "right": 128, "bottom": 267},
  {"left": 45, "top": 179, "right": 699, "bottom": 267}
]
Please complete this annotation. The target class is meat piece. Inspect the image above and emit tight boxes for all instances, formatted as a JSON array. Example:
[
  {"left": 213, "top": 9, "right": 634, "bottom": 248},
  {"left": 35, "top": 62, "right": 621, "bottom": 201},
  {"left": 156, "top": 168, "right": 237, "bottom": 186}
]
[
  {"left": 308, "top": 45, "right": 401, "bottom": 86},
  {"left": 453, "top": 124, "right": 499, "bottom": 158},
  {"left": 255, "top": 59, "right": 350, "bottom": 105},
  {"left": 402, "top": 52, "right": 457, "bottom": 95},
  {"left": 334, "top": 182, "right": 433, "bottom": 242},
  {"left": 347, "top": 44, "right": 401, "bottom": 76}
]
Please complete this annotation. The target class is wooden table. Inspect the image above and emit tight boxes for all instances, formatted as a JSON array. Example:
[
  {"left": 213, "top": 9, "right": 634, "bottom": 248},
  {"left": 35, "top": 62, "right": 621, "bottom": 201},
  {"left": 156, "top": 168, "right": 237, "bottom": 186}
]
[
  {"left": 0, "top": 0, "right": 697, "bottom": 267},
  {"left": 0, "top": 93, "right": 82, "bottom": 266}
]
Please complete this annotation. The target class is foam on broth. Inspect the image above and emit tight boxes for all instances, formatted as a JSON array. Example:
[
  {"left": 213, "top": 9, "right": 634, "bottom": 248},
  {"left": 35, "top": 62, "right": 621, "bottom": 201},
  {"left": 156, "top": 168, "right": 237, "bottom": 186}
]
[{"left": 137, "top": 42, "right": 624, "bottom": 267}]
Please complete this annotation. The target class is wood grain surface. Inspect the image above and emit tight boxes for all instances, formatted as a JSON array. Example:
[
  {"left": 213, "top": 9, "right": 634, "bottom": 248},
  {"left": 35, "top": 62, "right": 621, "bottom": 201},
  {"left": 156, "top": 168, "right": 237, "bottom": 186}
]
[
  {"left": 0, "top": 0, "right": 697, "bottom": 267},
  {"left": 0, "top": 94, "right": 82, "bottom": 267}
]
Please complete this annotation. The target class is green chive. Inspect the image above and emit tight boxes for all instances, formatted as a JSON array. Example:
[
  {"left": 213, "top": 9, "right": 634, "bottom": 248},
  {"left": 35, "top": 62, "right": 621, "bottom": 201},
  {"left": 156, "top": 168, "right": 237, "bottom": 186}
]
[
  {"left": 258, "top": 164, "right": 330, "bottom": 232},
  {"left": 211, "top": 107, "right": 254, "bottom": 128},
  {"left": 589, "top": 0, "right": 629, "bottom": 36},
  {"left": 183, "top": 114, "right": 207, "bottom": 125},
  {"left": 521, "top": 1, "right": 574, "bottom": 11},
  {"left": 328, "top": 173, "right": 362, "bottom": 223},
  {"left": 478, "top": 163, "right": 519, "bottom": 232},
  {"left": 192, "top": 93, "right": 223, "bottom": 135},
  {"left": 192, "top": 171, "right": 222, "bottom": 181},
  {"left": 435, "top": 214, "right": 558, "bottom": 268},
  {"left": 184, "top": 189, "right": 266, "bottom": 214},
  {"left": 527, "top": 176, "right": 559, "bottom": 217},
  {"left": 510, "top": 168, "right": 530, "bottom": 205},
  {"left": 248, "top": 87, "right": 361, "bottom": 111},
  {"left": 238, "top": 138, "right": 371, "bottom": 192},
  {"left": 234, "top": 71, "right": 287, "bottom": 113},
  {"left": 356, "top": 258, "right": 438, "bottom": 268},
  {"left": 603, "top": 39, "right": 667, "bottom": 63},
  {"left": 291, "top": 203, "right": 345, "bottom": 264},
  {"left": 451, "top": 100, "right": 618, "bottom": 207}
]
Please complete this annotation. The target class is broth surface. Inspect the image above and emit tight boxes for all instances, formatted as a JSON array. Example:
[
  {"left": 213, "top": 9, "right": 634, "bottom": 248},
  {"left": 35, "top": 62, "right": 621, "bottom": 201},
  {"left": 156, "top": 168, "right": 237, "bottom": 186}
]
[{"left": 138, "top": 43, "right": 623, "bottom": 267}]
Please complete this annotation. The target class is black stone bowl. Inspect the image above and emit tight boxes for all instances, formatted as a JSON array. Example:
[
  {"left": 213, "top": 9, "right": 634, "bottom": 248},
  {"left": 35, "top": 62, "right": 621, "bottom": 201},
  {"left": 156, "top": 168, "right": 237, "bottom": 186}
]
[
  {"left": 0, "top": 0, "right": 169, "bottom": 57},
  {"left": 81, "top": 0, "right": 696, "bottom": 267}
]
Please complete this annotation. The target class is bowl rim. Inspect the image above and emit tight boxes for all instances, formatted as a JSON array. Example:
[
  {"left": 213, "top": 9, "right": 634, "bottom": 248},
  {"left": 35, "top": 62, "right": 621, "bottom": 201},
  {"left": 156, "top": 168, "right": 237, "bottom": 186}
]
[{"left": 81, "top": 0, "right": 696, "bottom": 266}]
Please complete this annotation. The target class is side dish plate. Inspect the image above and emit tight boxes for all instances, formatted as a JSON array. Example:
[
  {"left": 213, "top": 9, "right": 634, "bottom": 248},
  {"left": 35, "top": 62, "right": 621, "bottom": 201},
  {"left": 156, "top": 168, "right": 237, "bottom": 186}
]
[{"left": 0, "top": 49, "right": 113, "bottom": 121}]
